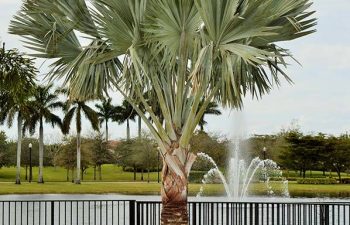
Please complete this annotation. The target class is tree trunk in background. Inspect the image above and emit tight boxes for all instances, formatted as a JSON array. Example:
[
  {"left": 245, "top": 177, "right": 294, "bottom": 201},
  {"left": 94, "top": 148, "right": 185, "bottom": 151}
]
[
  {"left": 25, "top": 165, "right": 28, "bottom": 181},
  {"left": 138, "top": 116, "right": 141, "bottom": 139},
  {"left": 105, "top": 120, "right": 109, "bottom": 142},
  {"left": 141, "top": 169, "right": 144, "bottom": 181},
  {"left": 93, "top": 166, "right": 96, "bottom": 180},
  {"left": 147, "top": 167, "right": 150, "bottom": 183},
  {"left": 161, "top": 144, "right": 196, "bottom": 225},
  {"left": 15, "top": 113, "right": 22, "bottom": 184},
  {"left": 75, "top": 132, "right": 81, "bottom": 184},
  {"left": 71, "top": 169, "right": 74, "bottom": 183},
  {"left": 38, "top": 118, "right": 44, "bottom": 183},
  {"left": 98, "top": 165, "right": 102, "bottom": 180},
  {"left": 66, "top": 169, "right": 69, "bottom": 181},
  {"left": 81, "top": 168, "right": 84, "bottom": 181},
  {"left": 133, "top": 165, "right": 136, "bottom": 181},
  {"left": 126, "top": 119, "right": 130, "bottom": 140},
  {"left": 336, "top": 169, "right": 341, "bottom": 182}
]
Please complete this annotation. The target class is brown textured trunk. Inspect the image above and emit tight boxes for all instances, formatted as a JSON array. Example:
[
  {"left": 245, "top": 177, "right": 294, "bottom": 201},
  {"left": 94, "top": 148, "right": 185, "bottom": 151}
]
[{"left": 160, "top": 144, "right": 196, "bottom": 225}]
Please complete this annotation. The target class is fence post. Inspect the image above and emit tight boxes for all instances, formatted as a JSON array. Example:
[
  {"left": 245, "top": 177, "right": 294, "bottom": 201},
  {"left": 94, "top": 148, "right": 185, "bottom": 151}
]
[
  {"left": 254, "top": 203, "right": 259, "bottom": 225},
  {"left": 129, "top": 200, "right": 135, "bottom": 225},
  {"left": 192, "top": 203, "right": 197, "bottom": 225},
  {"left": 321, "top": 205, "right": 329, "bottom": 225},
  {"left": 51, "top": 201, "right": 55, "bottom": 225}
]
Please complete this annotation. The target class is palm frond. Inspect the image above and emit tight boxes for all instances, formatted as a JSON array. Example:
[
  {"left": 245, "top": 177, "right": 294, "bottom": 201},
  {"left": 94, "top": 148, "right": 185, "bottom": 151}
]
[
  {"left": 62, "top": 107, "right": 76, "bottom": 134},
  {"left": 81, "top": 104, "right": 99, "bottom": 131}
]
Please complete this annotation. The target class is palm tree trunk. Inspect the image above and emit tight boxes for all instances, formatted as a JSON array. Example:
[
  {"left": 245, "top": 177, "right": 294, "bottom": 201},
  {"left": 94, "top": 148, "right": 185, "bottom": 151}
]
[
  {"left": 15, "top": 113, "right": 22, "bottom": 184},
  {"left": 138, "top": 116, "right": 141, "bottom": 139},
  {"left": 160, "top": 144, "right": 197, "bottom": 225},
  {"left": 38, "top": 118, "right": 44, "bottom": 183},
  {"left": 127, "top": 119, "right": 130, "bottom": 140},
  {"left": 76, "top": 132, "right": 81, "bottom": 184},
  {"left": 105, "top": 120, "right": 109, "bottom": 142}
]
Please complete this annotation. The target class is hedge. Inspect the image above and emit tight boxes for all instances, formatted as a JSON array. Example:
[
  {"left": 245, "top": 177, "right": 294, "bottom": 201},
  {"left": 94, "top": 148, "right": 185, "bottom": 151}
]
[{"left": 296, "top": 178, "right": 337, "bottom": 185}]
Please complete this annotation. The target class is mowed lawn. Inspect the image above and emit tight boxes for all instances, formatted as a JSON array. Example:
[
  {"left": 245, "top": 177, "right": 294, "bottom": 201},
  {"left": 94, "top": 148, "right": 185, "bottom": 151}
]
[
  {"left": 1, "top": 165, "right": 350, "bottom": 197},
  {"left": 0, "top": 164, "right": 160, "bottom": 182},
  {"left": 1, "top": 182, "right": 350, "bottom": 197}
]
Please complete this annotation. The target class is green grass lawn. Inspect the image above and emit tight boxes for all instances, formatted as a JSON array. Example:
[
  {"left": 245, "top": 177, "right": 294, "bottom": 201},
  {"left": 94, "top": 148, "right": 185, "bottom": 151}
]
[
  {"left": 0, "top": 181, "right": 350, "bottom": 198},
  {"left": 0, "top": 164, "right": 160, "bottom": 182},
  {"left": 1, "top": 165, "right": 350, "bottom": 197},
  {"left": 1, "top": 165, "right": 348, "bottom": 183}
]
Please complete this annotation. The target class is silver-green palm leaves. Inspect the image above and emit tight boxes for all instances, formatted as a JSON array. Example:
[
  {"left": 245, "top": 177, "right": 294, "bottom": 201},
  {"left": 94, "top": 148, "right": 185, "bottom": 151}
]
[{"left": 10, "top": 0, "right": 316, "bottom": 222}]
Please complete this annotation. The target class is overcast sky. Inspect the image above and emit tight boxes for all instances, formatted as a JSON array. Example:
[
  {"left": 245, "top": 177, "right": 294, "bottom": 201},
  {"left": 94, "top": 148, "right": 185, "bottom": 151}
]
[{"left": 1, "top": 0, "right": 350, "bottom": 143}]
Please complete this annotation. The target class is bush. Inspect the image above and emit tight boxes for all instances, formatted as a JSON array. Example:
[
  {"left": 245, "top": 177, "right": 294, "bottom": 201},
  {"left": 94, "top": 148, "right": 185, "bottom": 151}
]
[
  {"left": 296, "top": 178, "right": 337, "bottom": 185},
  {"left": 189, "top": 171, "right": 206, "bottom": 183},
  {"left": 338, "top": 178, "right": 350, "bottom": 184}
]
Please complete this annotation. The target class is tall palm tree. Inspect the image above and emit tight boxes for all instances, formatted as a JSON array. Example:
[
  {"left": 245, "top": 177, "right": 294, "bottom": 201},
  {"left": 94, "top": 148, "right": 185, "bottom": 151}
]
[
  {"left": 23, "top": 84, "right": 62, "bottom": 183},
  {"left": 61, "top": 98, "right": 99, "bottom": 184},
  {"left": 198, "top": 101, "right": 221, "bottom": 131},
  {"left": 95, "top": 98, "right": 118, "bottom": 142},
  {"left": 10, "top": 0, "right": 316, "bottom": 222},
  {"left": 0, "top": 43, "right": 36, "bottom": 184},
  {"left": 114, "top": 100, "right": 137, "bottom": 141}
]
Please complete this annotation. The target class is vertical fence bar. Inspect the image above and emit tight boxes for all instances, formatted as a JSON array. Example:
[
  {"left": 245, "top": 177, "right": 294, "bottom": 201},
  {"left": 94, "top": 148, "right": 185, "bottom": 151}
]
[
  {"left": 192, "top": 203, "right": 196, "bottom": 225},
  {"left": 130, "top": 200, "right": 135, "bottom": 225},
  {"left": 51, "top": 201, "right": 55, "bottom": 225}
]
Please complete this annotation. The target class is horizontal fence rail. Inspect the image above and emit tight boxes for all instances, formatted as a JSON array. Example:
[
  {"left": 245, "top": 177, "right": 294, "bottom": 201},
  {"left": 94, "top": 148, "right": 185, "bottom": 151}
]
[{"left": 0, "top": 200, "right": 349, "bottom": 225}]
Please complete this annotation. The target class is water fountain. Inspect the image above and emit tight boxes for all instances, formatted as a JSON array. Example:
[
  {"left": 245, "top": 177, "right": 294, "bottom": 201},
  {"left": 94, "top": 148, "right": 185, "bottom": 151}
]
[{"left": 196, "top": 141, "right": 289, "bottom": 200}]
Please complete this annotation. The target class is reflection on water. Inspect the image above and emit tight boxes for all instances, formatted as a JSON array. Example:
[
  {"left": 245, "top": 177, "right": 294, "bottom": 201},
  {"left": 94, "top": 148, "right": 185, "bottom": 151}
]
[{"left": 0, "top": 194, "right": 349, "bottom": 202}]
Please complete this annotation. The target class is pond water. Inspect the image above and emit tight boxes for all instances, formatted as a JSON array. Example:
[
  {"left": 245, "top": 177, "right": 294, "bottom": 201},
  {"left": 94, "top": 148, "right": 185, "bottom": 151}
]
[{"left": 1, "top": 194, "right": 349, "bottom": 202}]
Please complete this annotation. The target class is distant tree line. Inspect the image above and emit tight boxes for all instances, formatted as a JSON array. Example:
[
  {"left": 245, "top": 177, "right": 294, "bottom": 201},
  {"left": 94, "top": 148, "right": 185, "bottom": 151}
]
[
  {"left": 1, "top": 128, "right": 350, "bottom": 182},
  {"left": 244, "top": 130, "right": 350, "bottom": 181}
]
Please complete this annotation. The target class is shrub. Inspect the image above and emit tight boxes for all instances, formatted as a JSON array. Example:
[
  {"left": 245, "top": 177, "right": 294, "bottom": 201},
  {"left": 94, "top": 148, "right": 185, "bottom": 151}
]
[
  {"left": 189, "top": 171, "right": 207, "bottom": 183},
  {"left": 296, "top": 178, "right": 337, "bottom": 185}
]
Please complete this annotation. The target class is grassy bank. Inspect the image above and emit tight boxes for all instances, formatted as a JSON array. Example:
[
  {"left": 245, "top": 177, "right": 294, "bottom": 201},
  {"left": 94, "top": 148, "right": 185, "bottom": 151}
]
[
  {"left": 0, "top": 165, "right": 159, "bottom": 182},
  {"left": 1, "top": 165, "right": 349, "bottom": 183},
  {"left": 0, "top": 182, "right": 350, "bottom": 198}
]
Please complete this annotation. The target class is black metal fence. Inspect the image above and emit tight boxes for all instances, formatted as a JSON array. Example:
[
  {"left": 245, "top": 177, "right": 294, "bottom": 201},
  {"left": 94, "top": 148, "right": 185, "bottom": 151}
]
[{"left": 0, "top": 200, "right": 349, "bottom": 225}]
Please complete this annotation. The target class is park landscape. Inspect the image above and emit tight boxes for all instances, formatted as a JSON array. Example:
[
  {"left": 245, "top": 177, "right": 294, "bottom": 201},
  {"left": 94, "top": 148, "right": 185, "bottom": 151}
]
[{"left": 1, "top": 0, "right": 350, "bottom": 224}]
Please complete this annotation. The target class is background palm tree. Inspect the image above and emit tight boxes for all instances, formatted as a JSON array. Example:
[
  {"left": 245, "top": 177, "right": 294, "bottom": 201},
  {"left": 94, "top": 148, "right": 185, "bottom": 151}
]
[
  {"left": 114, "top": 100, "right": 137, "bottom": 141},
  {"left": 198, "top": 101, "right": 221, "bottom": 132},
  {"left": 23, "top": 84, "right": 62, "bottom": 183},
  {"left": 61, "top": 98, "right": 99, "bottom": 184},
  {"left": 0, "top": 43, "right": 36, "bottom": 184},
  {"left": 10, "top": 0, "right": 316, "bottom": 222},
  {"left": 95, "top": 98, "right": 118, "bottom": 142}
]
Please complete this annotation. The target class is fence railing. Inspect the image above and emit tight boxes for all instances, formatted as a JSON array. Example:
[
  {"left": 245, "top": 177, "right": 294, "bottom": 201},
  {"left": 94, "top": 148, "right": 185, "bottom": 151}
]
[{"left": 0, "top": 200, "right": 349, "bottom": 225}]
